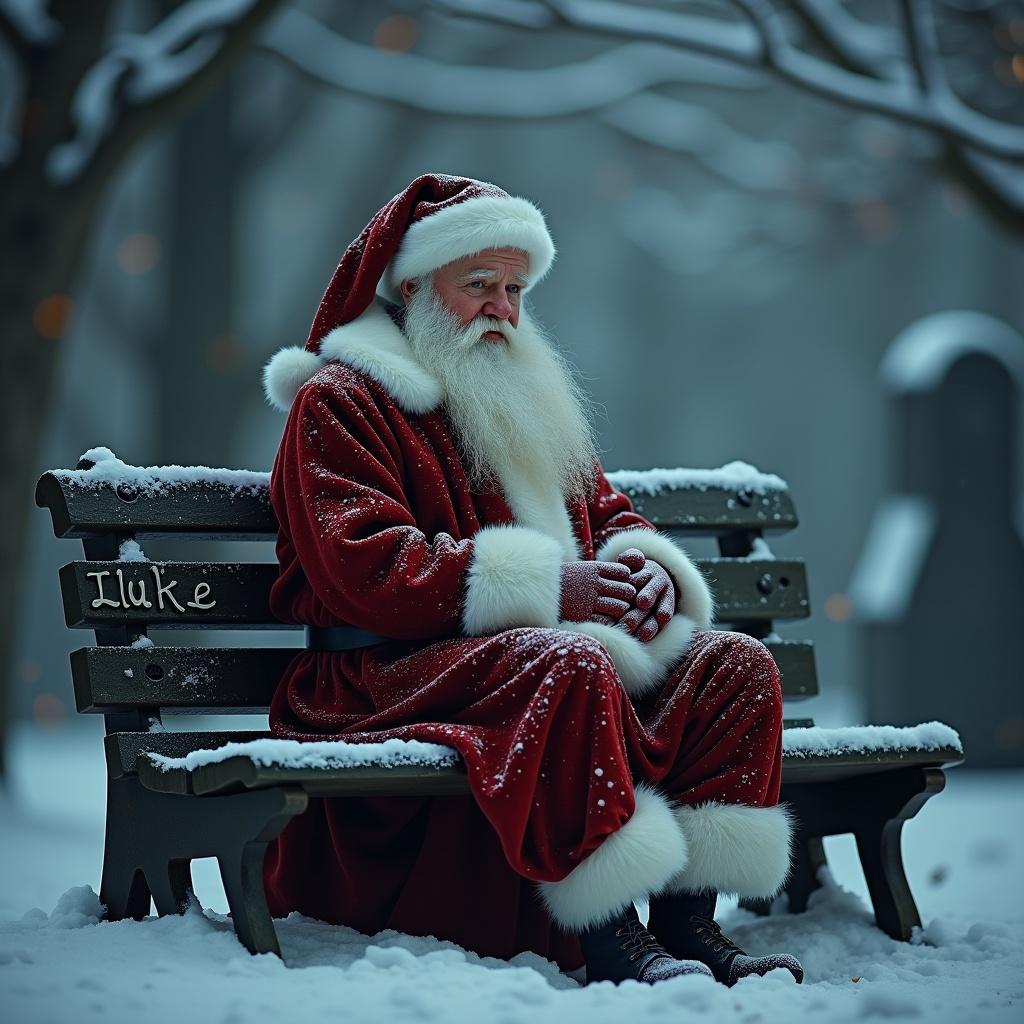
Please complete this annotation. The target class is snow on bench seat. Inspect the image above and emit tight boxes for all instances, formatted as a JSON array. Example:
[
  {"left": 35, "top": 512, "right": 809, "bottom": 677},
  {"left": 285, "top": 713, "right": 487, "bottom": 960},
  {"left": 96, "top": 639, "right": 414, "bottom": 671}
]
[
  {"left": 782, "top": 721, "right": 962, "bottom": 758},
  {"left": 146, "top": 721, "right": 961, "bottom": 778},
  {"left": 148, "top": 737, "right": 461, "bottom": 774},
  {"left": 606, "top": 461, "right": 787, "bottom": 496}
]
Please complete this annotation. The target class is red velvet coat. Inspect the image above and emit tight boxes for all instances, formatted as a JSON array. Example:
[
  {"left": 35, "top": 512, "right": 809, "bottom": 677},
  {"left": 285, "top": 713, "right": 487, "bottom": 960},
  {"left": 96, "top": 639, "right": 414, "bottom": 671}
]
[{"left": 262, "top": 301, "right": 787, "bottom": 968}]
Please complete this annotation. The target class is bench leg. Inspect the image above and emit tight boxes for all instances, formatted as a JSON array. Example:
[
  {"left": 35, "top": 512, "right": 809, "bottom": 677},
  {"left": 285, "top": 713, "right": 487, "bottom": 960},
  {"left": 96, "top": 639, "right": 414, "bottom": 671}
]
[
  {"left": 785, "top": 834, "right": 827, "bottom": 913},
  {"left": 853, "top": 768, "right": 946, "bottom": 940},
  {"left": 218, "top": 843, "right": 282, "bottom": 957},
  {"left": 100, "top": 863, "right": 151, "bottom": 922},
  {"left": 739, "top": 824, "right": 827, "bottom": 917},
  {"left": 98, "top": 776, "right": 307, "bottom": 956},
  {"left": 146, "top": 858, "right": 194, "bottom": 917}
]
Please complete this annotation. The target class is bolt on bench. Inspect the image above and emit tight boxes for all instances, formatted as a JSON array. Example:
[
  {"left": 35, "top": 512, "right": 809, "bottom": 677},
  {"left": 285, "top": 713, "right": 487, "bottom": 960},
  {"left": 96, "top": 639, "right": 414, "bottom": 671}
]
[{"left": 36, "top": 451, "right": 963, "bottom": 959}]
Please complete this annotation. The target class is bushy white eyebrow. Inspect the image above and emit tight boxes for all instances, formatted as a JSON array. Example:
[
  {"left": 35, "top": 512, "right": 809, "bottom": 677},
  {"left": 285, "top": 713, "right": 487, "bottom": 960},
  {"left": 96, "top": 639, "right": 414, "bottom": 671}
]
[{"left": 461, "top": 268, "right": 529, "bottom": 285}]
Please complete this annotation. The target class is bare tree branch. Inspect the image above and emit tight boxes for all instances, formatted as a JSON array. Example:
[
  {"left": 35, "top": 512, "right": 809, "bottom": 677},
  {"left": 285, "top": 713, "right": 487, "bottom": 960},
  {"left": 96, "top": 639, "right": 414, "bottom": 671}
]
[
  {"left": 599, "top": 91, "right": 803, "bottom": 194},
  {"left": 0, "top": 0, "right": 59, "bottom": 60},
  {"left": 262, "top": 6, "right": 757, "bottom": 119},
  {"left": 788, "top": 0, "right": 902, "bottom": 79},
  {"left": 950, "top": 146, "right": 1024, "bottom": 235},
  {"left": 49, "top": 0, "right": 286, "bottom": 189},
  {"left": 732, "top": 0, "right": 1024, "bottom": 158},
  {"left": 897, "top": 0, "right": 948, "bottom": 97},
  {"left": 432, "top": 0, "right": 1024, "bottom": 161}
]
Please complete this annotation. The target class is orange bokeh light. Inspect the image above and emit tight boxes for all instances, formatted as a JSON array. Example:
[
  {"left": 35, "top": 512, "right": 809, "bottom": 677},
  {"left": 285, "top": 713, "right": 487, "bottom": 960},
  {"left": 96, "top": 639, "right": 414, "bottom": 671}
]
[
  {"left": 374, "top": 15, "right": 418, "bottom": 53},
  {"left": 205, "top": 333, "right": 246, "bottom": 373},
  {"left": 824, "top": 593, "right": 853, "bottom": 622},
  {"left": 32, "top": 692, "right": 67, "bottom": 728},
  {"left": 33, "top": 294, "right": 73, "bottom": 339}
]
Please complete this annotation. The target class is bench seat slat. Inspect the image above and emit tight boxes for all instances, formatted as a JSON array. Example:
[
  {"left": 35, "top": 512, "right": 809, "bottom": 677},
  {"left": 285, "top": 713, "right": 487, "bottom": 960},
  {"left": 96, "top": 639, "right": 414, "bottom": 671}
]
[
  {"left": 128, "top": 737, "right": 962, "bottom": 797},
  {"left": 138, "top": 755, "right": 471, "bottom": 798},
  {"left": 36, "top": 472, "right": 797, "bottom": 540},
  {"left": 780, "top": 747, "right": 963, "bottom": 783},
  {"left": 61, "top": 558, "right": 810, "bottom": 629}
]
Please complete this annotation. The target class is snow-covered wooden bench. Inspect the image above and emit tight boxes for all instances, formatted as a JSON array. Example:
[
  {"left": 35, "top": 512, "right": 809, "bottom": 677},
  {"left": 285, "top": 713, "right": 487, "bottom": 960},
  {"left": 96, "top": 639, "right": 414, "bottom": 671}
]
[{"left": 35, "top": 448, "right": 963, "bottom": 958}]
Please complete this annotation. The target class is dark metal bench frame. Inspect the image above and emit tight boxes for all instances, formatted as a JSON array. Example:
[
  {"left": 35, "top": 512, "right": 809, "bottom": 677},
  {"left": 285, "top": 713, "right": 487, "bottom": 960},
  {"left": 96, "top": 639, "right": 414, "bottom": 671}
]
[{"left": 35, "top": 459, "right": 963, "bottom": 959}]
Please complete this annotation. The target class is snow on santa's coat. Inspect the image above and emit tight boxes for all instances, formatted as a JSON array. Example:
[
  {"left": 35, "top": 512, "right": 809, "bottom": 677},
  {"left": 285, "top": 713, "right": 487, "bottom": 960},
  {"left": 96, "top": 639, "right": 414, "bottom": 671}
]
[{"left": 263, "top": 301, "right": 785, "bottom": 970}]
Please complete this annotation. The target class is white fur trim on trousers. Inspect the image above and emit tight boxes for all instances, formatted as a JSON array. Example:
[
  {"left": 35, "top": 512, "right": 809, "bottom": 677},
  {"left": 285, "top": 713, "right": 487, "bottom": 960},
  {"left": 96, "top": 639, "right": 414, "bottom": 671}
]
[
  {"left": 666, "top": 802, "right": 794, "bottom": 899},
  {"left": 538, "top": 785, "right": 688, "bottom": 932}
]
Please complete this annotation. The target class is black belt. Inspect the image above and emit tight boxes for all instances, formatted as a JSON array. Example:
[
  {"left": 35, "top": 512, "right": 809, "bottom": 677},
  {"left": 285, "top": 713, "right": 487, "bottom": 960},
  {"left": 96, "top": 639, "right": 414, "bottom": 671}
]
[{"left": 304, "top": 625, "right": 386, "bottom": 651}]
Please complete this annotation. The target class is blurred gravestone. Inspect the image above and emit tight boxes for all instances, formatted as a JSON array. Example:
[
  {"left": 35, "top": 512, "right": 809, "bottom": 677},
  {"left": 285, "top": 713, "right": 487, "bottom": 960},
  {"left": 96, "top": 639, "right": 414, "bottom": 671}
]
[{"left": 850, "top": 312, "right": 1024, "bottom": 768}]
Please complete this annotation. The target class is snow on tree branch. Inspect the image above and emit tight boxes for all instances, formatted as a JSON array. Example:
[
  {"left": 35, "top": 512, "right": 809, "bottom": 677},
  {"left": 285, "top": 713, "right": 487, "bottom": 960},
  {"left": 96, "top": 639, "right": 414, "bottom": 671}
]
[
  {"left": 45, "top": 0, "right": 276, "bottom": 185},
  {"left": 599, "top": 92, "right": 802, "bottom": 194},
  {"left": 896, "top": 0, "right": 946, "bottom": 97},
  {"left": 0, "top": 0, "right": 60, "bottom": 52},
  {"left": 261, "top": 6, "right": 756, "bottom": 119},
  {"left": 961, "top": 146, "right": 1024, "bottom": 212},
  {"left": 433, "top": 0, "right": 1024, "bottom": 162},
  {"left": 788, "top": 0, "right": 902, "bottom": 78}
]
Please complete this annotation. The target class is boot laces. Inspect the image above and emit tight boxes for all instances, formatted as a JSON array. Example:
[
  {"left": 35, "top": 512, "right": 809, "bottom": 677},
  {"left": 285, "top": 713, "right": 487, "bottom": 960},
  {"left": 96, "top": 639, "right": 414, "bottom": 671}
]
[
  {"left": 615, "top": 918, "right": 667, "bottom": 963},
  {"left": 689, "top": 915, "right": 743, "bottom": 956}
]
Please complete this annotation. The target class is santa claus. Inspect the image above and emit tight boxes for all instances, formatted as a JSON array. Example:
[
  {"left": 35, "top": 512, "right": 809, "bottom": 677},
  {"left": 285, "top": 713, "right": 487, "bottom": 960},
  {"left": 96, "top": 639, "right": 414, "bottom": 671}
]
[{"left": 260, "top": 174, "right": 802, "bottom": 986}]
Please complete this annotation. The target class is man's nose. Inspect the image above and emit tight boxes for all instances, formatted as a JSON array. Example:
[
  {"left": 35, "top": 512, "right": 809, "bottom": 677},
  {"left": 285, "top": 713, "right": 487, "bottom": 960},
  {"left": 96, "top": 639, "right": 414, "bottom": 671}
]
[{"left": 483, "top": 293, "right": 513, "bottom": 320}]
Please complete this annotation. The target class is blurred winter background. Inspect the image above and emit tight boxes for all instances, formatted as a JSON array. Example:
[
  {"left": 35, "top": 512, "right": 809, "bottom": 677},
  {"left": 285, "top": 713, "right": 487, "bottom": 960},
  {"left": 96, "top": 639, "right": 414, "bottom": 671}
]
[
  {"left": 2, "top": 2, "right": 1023, "bottom": 1021},
  {"left": 6, "top": 0, "right": 1022, "bottom": 771}
]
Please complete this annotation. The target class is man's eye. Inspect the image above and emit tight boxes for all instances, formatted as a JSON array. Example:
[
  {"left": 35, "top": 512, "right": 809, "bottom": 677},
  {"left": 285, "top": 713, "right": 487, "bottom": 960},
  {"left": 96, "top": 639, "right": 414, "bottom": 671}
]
[
  {"left": 467, "top": 281, "right": 483, "bottom": 289},
  {"left": 508, "top": 285, "right": 520, "bottom": 295}
]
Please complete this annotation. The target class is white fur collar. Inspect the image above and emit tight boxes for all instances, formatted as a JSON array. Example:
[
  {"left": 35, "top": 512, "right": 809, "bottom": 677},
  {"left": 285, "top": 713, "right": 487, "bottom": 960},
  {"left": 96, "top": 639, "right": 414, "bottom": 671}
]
[
  {"left": 318, "top": 301, "right": 443, "bottom": 414},
  {"left": 261, "top": 300, "right": 443, "bottom": 414}
]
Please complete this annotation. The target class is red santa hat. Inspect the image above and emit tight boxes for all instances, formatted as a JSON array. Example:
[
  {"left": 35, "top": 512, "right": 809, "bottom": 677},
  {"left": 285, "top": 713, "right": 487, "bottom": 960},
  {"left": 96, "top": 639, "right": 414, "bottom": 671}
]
[{"left": 263, "top": 173, "right": 556, "bottom": 411}]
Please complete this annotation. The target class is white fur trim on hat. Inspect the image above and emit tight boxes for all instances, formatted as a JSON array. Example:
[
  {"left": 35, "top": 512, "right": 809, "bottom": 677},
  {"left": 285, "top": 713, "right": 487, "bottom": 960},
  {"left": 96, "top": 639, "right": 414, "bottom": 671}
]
[
  {"left": 667, "top": 802, "right": 794, "bottom": 900},
  {"left": 596, "top": 527, "right": 714, "bottom": 629},
  {"left": 462, "top": 525, "right": 563, "bottom": 635},
  {"left": 381, "top": 194, "right": 556, "bottom": 301},
  {"left": 538, "top": 784, "right": 688, "bottom": 932}
]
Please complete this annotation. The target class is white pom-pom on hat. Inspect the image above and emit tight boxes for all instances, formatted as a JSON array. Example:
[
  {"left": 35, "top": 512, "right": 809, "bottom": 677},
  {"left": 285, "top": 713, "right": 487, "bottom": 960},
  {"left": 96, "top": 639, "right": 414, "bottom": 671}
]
[{"left": 262, "top": 346, "right": 325, "bottom": 412}]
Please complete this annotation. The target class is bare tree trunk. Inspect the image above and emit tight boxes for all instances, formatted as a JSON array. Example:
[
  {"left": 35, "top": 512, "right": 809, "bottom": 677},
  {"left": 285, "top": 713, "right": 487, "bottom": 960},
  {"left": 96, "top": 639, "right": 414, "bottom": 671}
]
[
  {"left": 0, "top": 0, "right": 287, "bottom": 783},
  {"left": 154, "top": 77, "right": 243, "bottom": 468},
  {"left": 0, "top": 1, "right": 116, "bottom": 781}
]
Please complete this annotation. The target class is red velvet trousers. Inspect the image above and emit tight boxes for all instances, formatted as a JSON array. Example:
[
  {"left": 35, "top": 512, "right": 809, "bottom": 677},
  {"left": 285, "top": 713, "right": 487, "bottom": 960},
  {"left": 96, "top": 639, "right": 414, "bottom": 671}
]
[{"left": 263, "top": 628, "right": 783, "bottom": 970}]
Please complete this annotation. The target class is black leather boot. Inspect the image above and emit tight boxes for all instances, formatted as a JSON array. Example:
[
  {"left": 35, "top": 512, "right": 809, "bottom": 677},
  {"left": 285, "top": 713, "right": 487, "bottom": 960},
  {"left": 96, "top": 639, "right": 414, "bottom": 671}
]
[
  {"left": 578, "top": 904, "right": 713, "bottom": 984},
  {"left": 647, "top": 890, "right": 803, "bottom": 986}
]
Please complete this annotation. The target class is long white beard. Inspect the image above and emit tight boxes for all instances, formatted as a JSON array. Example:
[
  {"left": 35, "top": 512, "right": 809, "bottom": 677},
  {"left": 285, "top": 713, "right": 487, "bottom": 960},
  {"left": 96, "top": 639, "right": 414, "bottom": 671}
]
[{"left": 402, "top": 284, "right": 599, "bottom": 502}]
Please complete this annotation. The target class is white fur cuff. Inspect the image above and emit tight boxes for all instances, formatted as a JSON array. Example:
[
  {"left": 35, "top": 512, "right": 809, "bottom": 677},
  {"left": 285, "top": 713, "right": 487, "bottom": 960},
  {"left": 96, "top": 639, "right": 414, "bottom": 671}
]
[
  {"left": 564, "top": 615, "right": 696, "bottom": 700},
  {"left": 462, "top": 525, "right": 562, "bottom": 635},
  {"left": 596, "top": 528, "right": 714, "bottom": 629},
  {"left": 539, "top": 785, "right": 688, "bottom": 932},
  {"left": 667, "top": 802, "right": 794, "bottom": 899}
]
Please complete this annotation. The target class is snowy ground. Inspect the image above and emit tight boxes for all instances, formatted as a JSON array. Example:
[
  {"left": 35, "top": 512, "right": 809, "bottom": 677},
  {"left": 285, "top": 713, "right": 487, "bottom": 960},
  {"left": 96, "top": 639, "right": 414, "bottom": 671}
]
[{"left": 1, "top": 720, "right": 1021, "bottom": 1024}]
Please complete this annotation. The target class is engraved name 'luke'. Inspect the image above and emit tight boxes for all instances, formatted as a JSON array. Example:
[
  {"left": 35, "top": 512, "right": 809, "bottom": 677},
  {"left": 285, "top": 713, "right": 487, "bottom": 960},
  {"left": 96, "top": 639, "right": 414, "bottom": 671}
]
[{"left": 87, "top": 566, "right": 216, "bottom": 614}]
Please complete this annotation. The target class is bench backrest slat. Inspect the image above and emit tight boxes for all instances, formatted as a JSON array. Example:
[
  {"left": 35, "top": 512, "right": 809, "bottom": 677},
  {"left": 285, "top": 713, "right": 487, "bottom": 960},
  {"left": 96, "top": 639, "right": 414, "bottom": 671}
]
[
  {"left": 36, "top": 473, "right": 798, "bottom": 539},
  {"left": 59, "top": 558, "right": 810, "bottom": 629},
  {"left": 73, "top": 639, "right": 818, "bottom": 716}
]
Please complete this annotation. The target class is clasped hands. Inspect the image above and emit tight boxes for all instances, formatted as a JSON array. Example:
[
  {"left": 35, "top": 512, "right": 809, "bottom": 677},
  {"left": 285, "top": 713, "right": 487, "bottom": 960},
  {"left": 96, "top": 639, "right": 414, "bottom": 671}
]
[{"left": 559, "top": 548, "right": 675, "bottom": 643}]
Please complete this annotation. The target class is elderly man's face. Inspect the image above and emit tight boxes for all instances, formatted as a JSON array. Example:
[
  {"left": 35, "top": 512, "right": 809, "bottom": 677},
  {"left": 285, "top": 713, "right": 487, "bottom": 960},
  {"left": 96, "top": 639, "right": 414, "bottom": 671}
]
[{"left": 401, "top": 247, "right": 529, "bottom": 344}]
